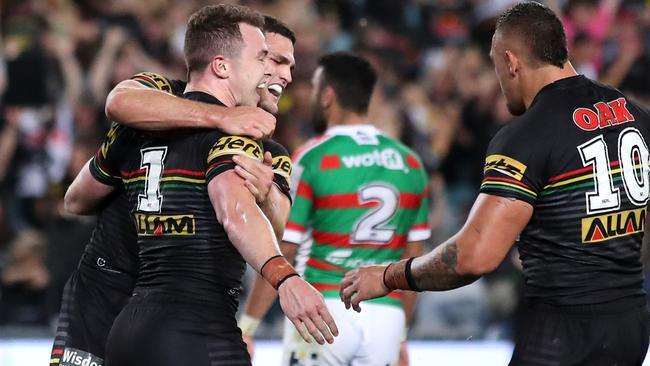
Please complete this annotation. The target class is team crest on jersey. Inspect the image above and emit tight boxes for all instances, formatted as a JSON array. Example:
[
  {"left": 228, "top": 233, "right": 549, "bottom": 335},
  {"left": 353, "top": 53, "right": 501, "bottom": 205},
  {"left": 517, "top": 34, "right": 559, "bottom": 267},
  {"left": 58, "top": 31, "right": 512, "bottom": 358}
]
[
  {"left": 581, "top": 207, "right": 645, "bottom": 243},
  {"left": 134, "top": 213, "right": 196, "bottom": 236},
  {"left": 484, "top": 154, "right": 527, "bottom": 181},
  {"left": 272, "top": 156, "right": 292, "bottom": 180},
  {"left": 572, "top": 98, "right": 635, "bottom": 131},
  {"left": 209, "top": 136, "right": 263, "bottom": 160}
]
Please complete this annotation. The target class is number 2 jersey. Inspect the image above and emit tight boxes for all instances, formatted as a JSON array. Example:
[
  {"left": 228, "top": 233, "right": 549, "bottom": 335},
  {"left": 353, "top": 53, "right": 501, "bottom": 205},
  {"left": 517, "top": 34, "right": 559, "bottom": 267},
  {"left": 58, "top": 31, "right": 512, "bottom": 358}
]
[
  {"left": 90, "top": 90, "right": 292, "bottom": 314},
  {"left": 283, "top": 125, "right": 431, "bottom": 307},
  {"left": 480, "top": 75, "right": 650, "bottom": 306}
]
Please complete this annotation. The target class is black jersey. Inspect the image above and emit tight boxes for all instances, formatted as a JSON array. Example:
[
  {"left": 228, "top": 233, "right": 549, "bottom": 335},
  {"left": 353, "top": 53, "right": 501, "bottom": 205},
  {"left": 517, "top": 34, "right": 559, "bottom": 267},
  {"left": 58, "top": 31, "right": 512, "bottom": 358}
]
[
  {"left": 93, "top": 91, "right": 292, "bottom": 312},
  {"left": 480, "top": 75, "right": 650, "bottom": 305}
]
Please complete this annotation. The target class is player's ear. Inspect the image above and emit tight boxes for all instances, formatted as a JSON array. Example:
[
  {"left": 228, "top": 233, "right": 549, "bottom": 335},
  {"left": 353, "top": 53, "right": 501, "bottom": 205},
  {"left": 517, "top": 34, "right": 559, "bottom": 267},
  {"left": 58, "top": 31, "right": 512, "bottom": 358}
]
[
  {"left": 504, "top": 50, "right": 519, "bottom": 77},
  {"left": 321, "top": 86, "right": 335, "bottom": 109},
  {"left": 210, "top": 55, "right": 229, "bottom": 79}
]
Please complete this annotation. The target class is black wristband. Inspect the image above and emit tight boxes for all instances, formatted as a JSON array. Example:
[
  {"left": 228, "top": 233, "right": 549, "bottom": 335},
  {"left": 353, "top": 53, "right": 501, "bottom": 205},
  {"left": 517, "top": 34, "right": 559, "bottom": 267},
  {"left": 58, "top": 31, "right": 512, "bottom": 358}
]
[{"left": 405, "top": 257, "right": 421, "bottom": 292}]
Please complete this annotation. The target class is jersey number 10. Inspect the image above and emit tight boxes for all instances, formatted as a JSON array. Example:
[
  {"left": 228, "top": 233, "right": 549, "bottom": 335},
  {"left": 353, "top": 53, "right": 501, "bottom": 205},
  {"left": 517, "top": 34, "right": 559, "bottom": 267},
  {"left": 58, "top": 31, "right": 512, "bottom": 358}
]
[{"left": 578, "top": 127, "right": 649, "bottom": 214}]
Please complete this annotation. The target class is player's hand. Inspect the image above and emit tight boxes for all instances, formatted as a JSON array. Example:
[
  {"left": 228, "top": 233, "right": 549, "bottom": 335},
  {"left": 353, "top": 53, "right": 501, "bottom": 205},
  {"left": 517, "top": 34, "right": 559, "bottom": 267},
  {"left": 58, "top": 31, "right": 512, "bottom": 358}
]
[
  {"left": 339, "top": 266, "right": 390, "bottom": 312},
  {"left": 217, "top": 106, "right": 276, "bottom": 139},
  {"left": 242, "top": 335, "right": 255, "bottom": 360},
  {"left": 277, "top": 276, "right": 339, "bottom": 345},
  {"left": 233, "top": 152, "right": 274, "bottom": 204},
  {"left": 398, "top": 341, "right": 409, "bottom": 366}
]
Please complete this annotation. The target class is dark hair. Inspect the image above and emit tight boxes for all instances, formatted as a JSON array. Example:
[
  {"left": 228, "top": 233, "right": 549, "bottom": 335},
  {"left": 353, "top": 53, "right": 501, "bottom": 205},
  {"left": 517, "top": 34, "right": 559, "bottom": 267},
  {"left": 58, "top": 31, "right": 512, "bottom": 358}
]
[
  {"left": 184, "top": 4, "right": 264, "bottom": 75},
  {"left": 263, "top": 16, "right": 296, "bottom": 45},
  {"left": 496, "top": 2, "right": 568, "bottom": 68},
  {"left": 317, "top": 52, "right": 377, "bottom": 114}
]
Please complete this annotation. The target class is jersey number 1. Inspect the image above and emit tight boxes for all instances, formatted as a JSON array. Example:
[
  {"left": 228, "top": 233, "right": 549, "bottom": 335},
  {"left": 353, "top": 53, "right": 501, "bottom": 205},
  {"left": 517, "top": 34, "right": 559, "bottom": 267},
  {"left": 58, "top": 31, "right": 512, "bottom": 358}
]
[
  {"left": 578, "top": 127, "right": 649, "bottom": 214},
  {"left": 137, "top": 147, "right": 167, "bottom": 212}
]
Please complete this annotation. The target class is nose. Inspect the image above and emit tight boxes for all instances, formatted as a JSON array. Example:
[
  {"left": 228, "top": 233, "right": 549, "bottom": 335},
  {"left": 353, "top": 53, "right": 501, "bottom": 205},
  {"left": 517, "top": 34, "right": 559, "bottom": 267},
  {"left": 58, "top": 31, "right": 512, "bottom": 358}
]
[{"left": 281, "top": 66, "right": 292, "bottom": 86}]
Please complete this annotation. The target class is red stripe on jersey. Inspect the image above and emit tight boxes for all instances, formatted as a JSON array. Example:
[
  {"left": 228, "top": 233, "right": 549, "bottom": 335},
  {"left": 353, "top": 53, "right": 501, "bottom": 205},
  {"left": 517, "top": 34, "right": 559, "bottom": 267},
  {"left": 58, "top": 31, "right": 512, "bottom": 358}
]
[
  {"left": 51, "top": 349, "right": 64, "bottom": 355},
  {"left": 482, "top": 176, "right": 531, "bottom": 188},
  {"left": 163, "top": 169, "right": 204, "bottom": 177},
  {"left": 306, "top": 258, "right": 344, "bottom": 272},
  {"left": 286, "top": 221, "right": 305, "bottom": 232},
  {"left": 312, "top": 231, "right": 407, "bottom": 249},
  {"left": 411, "top": 223, "right": 429, "bottom": 230},
  {"left": 296, "top": 181, "right": 313, "bottom": 201},
  {"left": 207, "top": 159, "right": 234, "bottom": 173},
  {"left": 387, "top": 292, "right": 403, "bottom": 300},
  {"left": 407, "top": 155, "right": 421, "bottom": 169},
  {"left": 314, "top": 193, "right": 422, "bottom": 209},
  {"left": 121, "top": 168, "right": 145, "bottom": 178},
  {"left": 548, "top": 159, "right": 630, "bottom": 183},
  {"left": 320, "top": 155, "right": 341, "bottom": 170}
]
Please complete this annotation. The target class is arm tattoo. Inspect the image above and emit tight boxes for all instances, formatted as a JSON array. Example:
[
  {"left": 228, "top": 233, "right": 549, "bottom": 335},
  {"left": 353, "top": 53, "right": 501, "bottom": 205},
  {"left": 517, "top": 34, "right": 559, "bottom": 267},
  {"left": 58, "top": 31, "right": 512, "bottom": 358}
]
[{"left": 411, "top": 241, "right": 479, "bottom": 291}]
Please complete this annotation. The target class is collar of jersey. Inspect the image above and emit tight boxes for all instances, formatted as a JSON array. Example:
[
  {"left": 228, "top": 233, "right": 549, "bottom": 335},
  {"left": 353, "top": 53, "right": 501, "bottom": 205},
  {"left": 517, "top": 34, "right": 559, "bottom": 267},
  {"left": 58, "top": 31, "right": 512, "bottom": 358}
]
[
  {"left": 183, "top": 91, "right": 226, "bottom": 106},
  {"left": 325, "top": 124, "right": 383, "bottom": 137}
]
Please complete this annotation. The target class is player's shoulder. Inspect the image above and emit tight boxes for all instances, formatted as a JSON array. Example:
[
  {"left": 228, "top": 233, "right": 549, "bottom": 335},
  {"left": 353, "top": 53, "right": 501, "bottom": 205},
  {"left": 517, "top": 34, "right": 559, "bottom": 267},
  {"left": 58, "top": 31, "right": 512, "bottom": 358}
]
[
  {"left": 291, "top": 133, "right": 338, "bottom": 164},
  {"left": 203, "top": 131, "right": 264, "bottom": 161},
  {"left": 130, "top": 72, "right": 187, "bottom": 96},
  {"left": 262, "top": 138, "right": 289, "bottom": 157}
]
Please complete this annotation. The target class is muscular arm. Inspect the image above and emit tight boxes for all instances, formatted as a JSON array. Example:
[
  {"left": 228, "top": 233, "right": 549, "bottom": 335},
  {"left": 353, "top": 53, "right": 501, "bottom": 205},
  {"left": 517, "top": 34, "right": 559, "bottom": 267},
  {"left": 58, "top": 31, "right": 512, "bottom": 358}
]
[
  {"left": 106, "top": 80, "right": 275, "bottom": 139},
  {"left": 260, "top": 187, "right": 291, "bottom": 240},
  {"left": 410, "top": 194, "right": 532, "bottom": 291},
  {"left": 341, "top": 194, "right": 533, "bottom": 310},
  {"left": 208, "top": 171, "right": 281, "bottom": 270},
  {"left": 64, "top": 160, "right": 116, "bottom": 215},
  {"left": 400, "top": 241, "right": 423, "bottom": 325}
]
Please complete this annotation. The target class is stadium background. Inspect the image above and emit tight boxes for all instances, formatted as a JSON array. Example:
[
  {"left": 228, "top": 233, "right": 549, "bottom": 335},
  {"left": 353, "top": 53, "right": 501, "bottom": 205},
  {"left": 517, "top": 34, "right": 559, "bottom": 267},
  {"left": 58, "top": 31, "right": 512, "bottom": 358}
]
[{"left": 0, "top": 0, "right": 649, "bottom": 364}]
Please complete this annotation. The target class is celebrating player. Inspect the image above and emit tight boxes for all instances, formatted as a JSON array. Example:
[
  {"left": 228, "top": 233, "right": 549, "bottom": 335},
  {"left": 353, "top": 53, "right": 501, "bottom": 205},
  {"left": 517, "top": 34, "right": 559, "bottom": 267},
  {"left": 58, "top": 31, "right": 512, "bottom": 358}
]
[
  {"left": 50, "top": 14, "right": 297, "bottom": 366},
  {"left": 340, "top": 2, "right": 650, "bottom": 365},
  {"left": 239, "top": 52, "right": 429, "bottom": 365},
  {"left": 63, "top": 5, "right": 336, "bottom": 366}
]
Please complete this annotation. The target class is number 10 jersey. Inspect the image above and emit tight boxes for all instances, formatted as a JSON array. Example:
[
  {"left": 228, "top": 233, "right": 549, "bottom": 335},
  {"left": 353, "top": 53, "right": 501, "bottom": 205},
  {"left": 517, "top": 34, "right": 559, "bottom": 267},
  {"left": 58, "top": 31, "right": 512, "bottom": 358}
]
[{"left": 480, "top": 75, "right": 650, "bottom": 306}]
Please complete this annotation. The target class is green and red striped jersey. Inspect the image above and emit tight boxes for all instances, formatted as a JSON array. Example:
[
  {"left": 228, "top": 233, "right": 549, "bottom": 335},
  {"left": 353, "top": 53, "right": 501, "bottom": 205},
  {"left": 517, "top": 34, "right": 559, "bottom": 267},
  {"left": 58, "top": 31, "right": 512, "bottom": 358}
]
[
  {"left": 283, "top": 125, "right": 430, "bottom": 307},
  {"left": 480, "top": 75, "right": 650, "bottom": 305}
]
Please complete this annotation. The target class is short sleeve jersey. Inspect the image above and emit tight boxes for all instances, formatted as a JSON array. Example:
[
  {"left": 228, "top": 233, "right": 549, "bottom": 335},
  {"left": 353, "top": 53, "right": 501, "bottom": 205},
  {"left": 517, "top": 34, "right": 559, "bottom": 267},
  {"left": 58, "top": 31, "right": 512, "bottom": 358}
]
[
  {"left": 480, "top": 75, "right": 650, "bottom": 305},
  {"left": 283, "top": 125, "right": 431, "bottom": 307},
  {"left": 90, "top": 90, "right": 291, "bottom": 311}
]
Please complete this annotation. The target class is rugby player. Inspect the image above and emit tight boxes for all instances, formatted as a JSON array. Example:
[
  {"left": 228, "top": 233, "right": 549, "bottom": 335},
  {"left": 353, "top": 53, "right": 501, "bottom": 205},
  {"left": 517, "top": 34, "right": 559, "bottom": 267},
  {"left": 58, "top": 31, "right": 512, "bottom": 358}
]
[
  {"left": 63, "top": 5, "right": 336, "bottom": 366},
  {"left": 239, "top": 52, "right": 429, "bottom": 365},
  {"left": 341, "top": 2, "right": 650, "bottom": 365},
  {"left": 49, "top": 21, "right": 280, "bottom": 366}
]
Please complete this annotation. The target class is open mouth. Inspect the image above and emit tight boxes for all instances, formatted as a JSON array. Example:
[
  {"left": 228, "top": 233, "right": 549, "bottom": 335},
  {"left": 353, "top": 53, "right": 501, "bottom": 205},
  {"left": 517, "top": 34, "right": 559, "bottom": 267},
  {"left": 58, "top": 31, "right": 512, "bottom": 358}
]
[{"left": 267, "top": 83, "right": 284, "bottom": 98}]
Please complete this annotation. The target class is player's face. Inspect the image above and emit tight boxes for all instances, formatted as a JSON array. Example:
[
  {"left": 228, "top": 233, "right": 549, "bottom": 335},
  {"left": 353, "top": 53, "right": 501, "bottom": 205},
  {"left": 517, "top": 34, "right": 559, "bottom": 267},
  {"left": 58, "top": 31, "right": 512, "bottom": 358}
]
[
  {"left": 490, "top": 34, "right": 526, "bottom": 116},
  {"left": 309, "top": 66, "right": 328, "bottom": 134},
  {"left": 230, "top": 23, "right": 269, "bottom": 107},
  {"left": 257, "top": 32, "right": 295, "bottom": 115}
]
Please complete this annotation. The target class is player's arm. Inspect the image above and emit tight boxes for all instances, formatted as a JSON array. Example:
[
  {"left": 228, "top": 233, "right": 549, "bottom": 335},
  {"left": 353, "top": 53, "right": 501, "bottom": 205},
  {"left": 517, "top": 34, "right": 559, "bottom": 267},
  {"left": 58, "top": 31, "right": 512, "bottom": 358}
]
[
  {"left": 399, "top": 241, "right": 423, "bottom": 326},
  {"left": 106, "top": 73, "right": 275, "bottom": 139},
  {"left": 64, "top": 160, "right": 115, "bottom": 215},
  {"left": 341, "top": 193, "right": 532, "bottom": 311}
]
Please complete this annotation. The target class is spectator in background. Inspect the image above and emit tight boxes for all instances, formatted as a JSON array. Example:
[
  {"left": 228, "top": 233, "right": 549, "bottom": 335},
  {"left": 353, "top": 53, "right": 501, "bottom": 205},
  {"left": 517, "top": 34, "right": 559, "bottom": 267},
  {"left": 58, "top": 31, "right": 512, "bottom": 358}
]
[{"left": 0, "top": 230, "right": 49, "bottom": 325}]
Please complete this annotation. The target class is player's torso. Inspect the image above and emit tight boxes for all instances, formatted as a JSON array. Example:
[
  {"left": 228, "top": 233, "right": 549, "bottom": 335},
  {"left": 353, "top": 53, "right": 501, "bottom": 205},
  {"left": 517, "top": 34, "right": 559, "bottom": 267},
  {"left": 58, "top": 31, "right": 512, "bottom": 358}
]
[
  {"left": 517, "top": 76, "right": 650, "bottom": 304},
  {"left": 296, "top": 127, "right": 426, "bottom": 303},
  {"left": 78, "top": 191, "right": 138, "bottom": 291},
  {"left": 119, "top": 130, "right": 245, "bottom": 303}
]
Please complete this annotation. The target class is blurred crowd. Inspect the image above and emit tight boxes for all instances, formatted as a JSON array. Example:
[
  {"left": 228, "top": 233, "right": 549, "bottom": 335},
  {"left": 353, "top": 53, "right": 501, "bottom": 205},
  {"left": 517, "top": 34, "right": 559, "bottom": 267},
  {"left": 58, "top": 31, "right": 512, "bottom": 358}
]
[{"left": 1, "top": 0, "right": 650, "bottom": 341}]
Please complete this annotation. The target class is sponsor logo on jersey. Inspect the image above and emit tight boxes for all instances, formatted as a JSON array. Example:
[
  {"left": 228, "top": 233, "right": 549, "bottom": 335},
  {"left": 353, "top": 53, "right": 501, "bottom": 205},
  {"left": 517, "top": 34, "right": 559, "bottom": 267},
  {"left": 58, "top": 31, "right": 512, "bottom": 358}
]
[
  {"left": 484, "top": 154, "right": 527, "bottom": 180},
  {"left": 340, "top": 148, "right": 407, "bottom": 172},
  {"left": 59, "top": 347, "right": 103, "bottom": 366},
  {"left": 581, "top": 207, "right": 645, "bottom": 243},
  {"left": 272, "top": 155, "right": 292, "bottom": 180},
  {"left": 209, "top": 136, "right": 263, "bottom": 160},
  {"left": 572, "top": 98, "right": 635, "bottom": 131},
  {"left": 324, "top": 249, "right": 393, "bottom": 268},
  {"left": 134, "top": 213, "right": 196, "bottom": 236}
]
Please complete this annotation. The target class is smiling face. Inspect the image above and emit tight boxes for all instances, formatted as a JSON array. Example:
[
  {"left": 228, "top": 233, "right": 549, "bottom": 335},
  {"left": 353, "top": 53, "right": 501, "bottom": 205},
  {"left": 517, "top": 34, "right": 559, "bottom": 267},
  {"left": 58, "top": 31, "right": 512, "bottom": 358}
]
[
  {"left": 257, "top": 32, "right": 295, "bottom": 114},
  {"left": 228, "top": 23, "right": 269, "bottom": 107}
]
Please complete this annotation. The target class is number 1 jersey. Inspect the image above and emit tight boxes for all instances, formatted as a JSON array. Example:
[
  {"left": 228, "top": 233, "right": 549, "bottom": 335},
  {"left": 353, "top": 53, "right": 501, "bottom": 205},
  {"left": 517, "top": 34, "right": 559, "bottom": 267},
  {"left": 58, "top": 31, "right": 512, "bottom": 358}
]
[{"left": 480, "top": 75, "right": 650, "bottom": 305}]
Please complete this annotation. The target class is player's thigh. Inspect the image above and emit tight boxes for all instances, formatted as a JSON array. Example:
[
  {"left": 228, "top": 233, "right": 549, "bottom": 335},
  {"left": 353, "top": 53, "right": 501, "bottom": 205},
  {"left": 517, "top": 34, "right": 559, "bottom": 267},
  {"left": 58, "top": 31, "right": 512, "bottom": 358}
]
[
  {"left": 281, "top": 299, "right": 361, "bottom": 366},
  {"left": 353, "top": 303, "right": 404, "bottom": 366}
]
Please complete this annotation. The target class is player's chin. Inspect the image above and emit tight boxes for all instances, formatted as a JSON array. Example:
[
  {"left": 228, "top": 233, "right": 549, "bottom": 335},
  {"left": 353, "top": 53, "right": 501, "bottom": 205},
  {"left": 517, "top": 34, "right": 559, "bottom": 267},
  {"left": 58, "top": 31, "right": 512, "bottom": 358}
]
[{"left": 258, "top": 98, "right": 279, "bottom": 115}]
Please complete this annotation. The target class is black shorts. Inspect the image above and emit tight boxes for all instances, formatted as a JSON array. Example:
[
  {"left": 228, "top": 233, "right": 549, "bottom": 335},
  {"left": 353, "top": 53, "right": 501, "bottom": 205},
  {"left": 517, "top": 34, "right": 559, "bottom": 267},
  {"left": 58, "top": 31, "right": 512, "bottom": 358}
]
[
  {"left": 105, "top": 291, "right": 250, "bottom": 366},
  {"left": 50, "top": 264, "right": 134, "bottom": 366},
  {"left": 509, "top": 296, "right": 650, "bottom": 366}
]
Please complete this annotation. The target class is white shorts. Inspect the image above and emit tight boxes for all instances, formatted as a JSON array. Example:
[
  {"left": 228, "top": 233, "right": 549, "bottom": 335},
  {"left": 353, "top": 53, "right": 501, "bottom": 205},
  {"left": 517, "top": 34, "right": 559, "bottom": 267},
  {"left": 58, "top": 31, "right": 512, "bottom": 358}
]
[{"left": 281, "top": 298, "right": 405, "bottom": 366}]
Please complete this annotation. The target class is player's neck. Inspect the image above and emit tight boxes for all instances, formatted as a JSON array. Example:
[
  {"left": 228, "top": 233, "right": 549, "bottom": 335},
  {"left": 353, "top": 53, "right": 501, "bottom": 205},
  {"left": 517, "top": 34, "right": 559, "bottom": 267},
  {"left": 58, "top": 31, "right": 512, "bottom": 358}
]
[
  {"left": 327, "top": 108, "right": 368, "bottom": 128},
  {"left": 523, "top": 61, "right": 578, "bottom": 109},
  {"left": 185, "top": 76, "right": 238, "bottom": 107}
]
